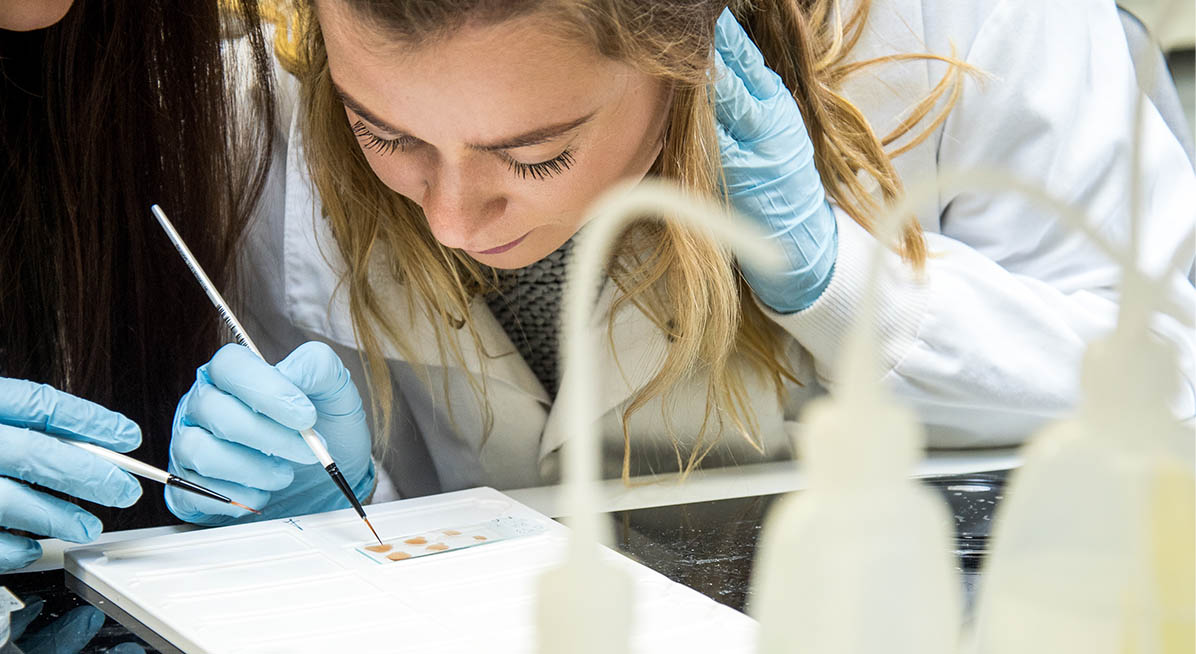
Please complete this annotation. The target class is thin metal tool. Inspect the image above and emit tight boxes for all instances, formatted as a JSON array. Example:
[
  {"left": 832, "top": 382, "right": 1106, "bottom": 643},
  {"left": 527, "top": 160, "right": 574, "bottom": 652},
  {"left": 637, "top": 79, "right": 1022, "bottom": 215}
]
[
  {"left": 53, "top": 437, "right": 260, "bottom": 514},
  {"left": 150, "top": 204, "right": 383, "bottom": 546}
]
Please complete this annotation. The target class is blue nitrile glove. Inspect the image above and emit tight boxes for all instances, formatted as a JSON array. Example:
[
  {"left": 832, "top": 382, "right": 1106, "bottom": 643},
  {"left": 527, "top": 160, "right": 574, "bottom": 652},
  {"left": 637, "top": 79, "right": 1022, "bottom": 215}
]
[
  {"left": 166, "top": 342, "right": 375, "bottom": 525},
  {"left": 714, "top": 8, "right": 838, "bottom": 314},
  {"left": 0, "top": 378, "right": 143, "bottom": 573}
]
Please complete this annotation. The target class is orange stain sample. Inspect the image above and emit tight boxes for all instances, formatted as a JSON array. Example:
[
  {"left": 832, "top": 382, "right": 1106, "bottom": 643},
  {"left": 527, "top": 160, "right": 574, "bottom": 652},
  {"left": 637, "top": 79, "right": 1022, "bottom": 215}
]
[
  {"left": 443, "top": 530, "right": 462, "bottom": 536},
  {"left": 387, "top": 551, "right": 412, "bottom": 561},
  {"left": 404, "top": 537, "right": 428, "bottom": 545},
  {"left": 474, "top": 535, "right": 488, "bottom": 541},
  {"left": 426, "top": 543, "right": 449, "bottom": 552},
  {"left": 365, "top": 544, "right": 392, "bottom": 553}
]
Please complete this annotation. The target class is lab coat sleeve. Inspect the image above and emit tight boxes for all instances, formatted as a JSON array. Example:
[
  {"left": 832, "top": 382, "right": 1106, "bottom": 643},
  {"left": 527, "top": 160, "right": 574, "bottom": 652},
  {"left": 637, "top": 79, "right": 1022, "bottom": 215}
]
[{"left": 762, "top": 0, "right": 1196, "bottom": 447}]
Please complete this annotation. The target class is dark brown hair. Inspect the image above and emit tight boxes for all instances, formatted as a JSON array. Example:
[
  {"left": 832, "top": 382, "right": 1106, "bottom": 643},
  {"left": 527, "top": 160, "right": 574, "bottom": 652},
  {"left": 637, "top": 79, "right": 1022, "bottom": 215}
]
[{"left": 0, "top": 0, "right": 275, "bottom": 528}]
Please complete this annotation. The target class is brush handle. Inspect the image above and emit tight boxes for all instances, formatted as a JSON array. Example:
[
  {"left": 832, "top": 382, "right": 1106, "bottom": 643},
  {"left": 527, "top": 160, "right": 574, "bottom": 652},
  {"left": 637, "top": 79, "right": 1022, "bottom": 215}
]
[
  {"left": 150, "top": 204, "right": 264, "bottom": 359},
  {"left": 151, "top": 204, "right": 365, "bottom": 522},
  {"left": 57, "top": 438, "right": 170, "bottom": 485},
  {"left": 55, "top": 437, "right": 244, "bottom": 508},
  {"left": 301, "top": 428, "right": 335, "bottom": 467},
  {"left": 151, "top": 205, "right": 335, "bottom": 467}
]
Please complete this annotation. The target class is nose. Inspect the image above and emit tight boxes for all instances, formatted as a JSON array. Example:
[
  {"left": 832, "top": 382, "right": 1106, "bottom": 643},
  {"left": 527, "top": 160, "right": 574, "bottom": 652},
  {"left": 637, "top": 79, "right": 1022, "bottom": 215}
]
[{"left": 419, "top": 162, "right": 508, "bottom": 251}]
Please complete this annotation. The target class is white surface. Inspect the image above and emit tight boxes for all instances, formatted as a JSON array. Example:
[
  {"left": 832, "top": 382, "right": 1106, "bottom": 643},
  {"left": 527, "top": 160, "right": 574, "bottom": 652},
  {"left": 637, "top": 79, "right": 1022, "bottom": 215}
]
[
  {"left": 14, "top": 446, "right": 1019, "bottom": 575},
  {"left": 14, "top": 525, "right": 198, "bottom": 575},
  {"left": 507, "top": 447, "right": 1020, "bottom": 518},
  {"left": 64, "top": 487, "right": 757, "bottom": 654}
]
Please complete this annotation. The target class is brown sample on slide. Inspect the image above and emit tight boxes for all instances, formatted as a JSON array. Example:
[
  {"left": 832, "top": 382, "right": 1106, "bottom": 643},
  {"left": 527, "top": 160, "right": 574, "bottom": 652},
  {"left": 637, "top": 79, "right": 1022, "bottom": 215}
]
[
  {"left": 387, "top": 551, "right": 412, "bottom": 561},
  {"left": 443, "top": 530, "right": 462, "bottom": 536},
  {"left": 426, "top": 543, "right": 449, "bottom": 551},
  {"left": 404, "top": 537, "right": 428, "bottom": 545},
  {"left": 366, "top": 544, "right": 393, "bottom": 553}
]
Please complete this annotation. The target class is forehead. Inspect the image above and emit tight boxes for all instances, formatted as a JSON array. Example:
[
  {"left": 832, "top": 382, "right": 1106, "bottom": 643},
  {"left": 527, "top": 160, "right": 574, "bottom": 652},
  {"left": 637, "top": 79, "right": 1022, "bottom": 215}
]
[{"left": 318, "top": 1, "right": 627, "bottom": 141}]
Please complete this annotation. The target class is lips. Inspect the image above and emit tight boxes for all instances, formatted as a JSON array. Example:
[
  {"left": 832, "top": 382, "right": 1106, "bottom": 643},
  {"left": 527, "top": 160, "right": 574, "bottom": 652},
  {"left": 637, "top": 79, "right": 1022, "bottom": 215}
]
[{"left": 473, "top": 231, "right": 531, "bottom": 255}]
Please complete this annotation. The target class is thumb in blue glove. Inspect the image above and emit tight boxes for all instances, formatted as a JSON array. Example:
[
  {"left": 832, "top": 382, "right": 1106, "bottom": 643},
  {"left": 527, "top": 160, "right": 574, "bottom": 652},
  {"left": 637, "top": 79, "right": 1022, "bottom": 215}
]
[
  {"left": 166, "top": 342, "right": 375, "bottom": 525},
  {"left": 0, "top": 378, "right": 143, "bottom": 573},
  {"left": 714, "top": 8, "right": 838, "bottom": 314}
]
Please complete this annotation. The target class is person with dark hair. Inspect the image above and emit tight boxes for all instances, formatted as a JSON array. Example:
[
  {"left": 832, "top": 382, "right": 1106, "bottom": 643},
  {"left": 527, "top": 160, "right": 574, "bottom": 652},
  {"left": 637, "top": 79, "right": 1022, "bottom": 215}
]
[{"left": 0, "top": 0, "right": 276, "bottom": 573}]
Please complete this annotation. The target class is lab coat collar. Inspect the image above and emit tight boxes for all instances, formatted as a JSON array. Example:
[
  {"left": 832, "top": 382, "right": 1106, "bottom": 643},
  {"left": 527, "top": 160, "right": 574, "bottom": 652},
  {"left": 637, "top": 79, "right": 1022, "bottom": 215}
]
[{"left": 539, "top": 281, "right": 671, "bottom": 460}]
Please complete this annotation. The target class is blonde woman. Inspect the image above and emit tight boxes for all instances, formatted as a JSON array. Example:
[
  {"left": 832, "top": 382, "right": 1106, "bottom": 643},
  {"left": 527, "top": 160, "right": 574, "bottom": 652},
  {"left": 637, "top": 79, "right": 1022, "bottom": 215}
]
[{"left": 165, "top": 0, "right": 1196, "bottom": 523}]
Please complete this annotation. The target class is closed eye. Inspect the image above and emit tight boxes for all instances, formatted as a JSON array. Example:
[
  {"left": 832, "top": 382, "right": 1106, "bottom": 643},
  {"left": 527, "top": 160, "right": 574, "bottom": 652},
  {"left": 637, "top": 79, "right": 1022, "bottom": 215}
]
[
  {"left": 353, "top": 118, "right": 577, "bottom": 181},
  {"left": 503, "top": 149, "right": 577, "bottom": 181},
  {"left": 352, "top": 120, "right": 415, "bottom": 156}
]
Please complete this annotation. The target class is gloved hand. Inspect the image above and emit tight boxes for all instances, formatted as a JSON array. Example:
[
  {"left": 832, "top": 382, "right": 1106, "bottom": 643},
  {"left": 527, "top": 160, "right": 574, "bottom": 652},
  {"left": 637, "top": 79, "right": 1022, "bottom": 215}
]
[
  {"left": 166, "top": 342, "right": 375, "bottom": 525},
  {"left": 714, "top": 8, "right": 838, "bottom": 314},
  {"left": 0, "top": 378, "right": 142, "bottom": 573},
  {"left": 9, "top": 598, "right": 146, "bottom": 654}
]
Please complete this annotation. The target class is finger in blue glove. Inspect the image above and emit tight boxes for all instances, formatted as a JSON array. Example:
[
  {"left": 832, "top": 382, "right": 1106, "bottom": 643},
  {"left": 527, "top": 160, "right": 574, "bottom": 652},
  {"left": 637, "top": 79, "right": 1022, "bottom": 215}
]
[
  {"left": 164, "top": 466, "right": 272, "bottom": 525},
  {"left": 203, "top": 344, "right": 319, "bottom": 433},
  {"left": 0, "top": 478, "right": 105, "bottom": 545},
  {"left": 0, "top": 531, "right": 42, "bottom": 572},
  {"left": 182, "top": 378, "right": 319, "bottom": 466},
  {"left": 271, "top": 342, "right": 375, "bottom": 513},
  {"left": 0, "top": 379, "right": 140, "bottom": 452},
  {"left": 0, "top": 427, "right": 141, "bottom": 508}
]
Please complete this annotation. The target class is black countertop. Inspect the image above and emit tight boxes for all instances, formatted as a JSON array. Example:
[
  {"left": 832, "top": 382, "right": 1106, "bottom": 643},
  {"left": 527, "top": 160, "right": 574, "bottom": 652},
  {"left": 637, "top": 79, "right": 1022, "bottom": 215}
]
[{"left": 0, "top": 472, "right": 1007, "bottom": 654}]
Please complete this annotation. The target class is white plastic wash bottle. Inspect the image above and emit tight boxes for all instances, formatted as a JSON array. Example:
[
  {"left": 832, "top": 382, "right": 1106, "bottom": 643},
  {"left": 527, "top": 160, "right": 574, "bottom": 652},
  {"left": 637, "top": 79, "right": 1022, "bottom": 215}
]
[
  {"left": 749, "top": 387, "right": 963, "bottom": 654},
  {"left": 975, "top": 274, "right": 1195, "bottom": 654}
]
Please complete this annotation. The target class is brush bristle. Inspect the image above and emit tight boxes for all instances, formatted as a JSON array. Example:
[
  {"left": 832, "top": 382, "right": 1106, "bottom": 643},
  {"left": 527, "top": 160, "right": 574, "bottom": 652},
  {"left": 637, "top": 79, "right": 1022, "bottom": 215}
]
[
  {"left": 231, "top": 501, "right": 262, "bottom": 514},
  {"left": 364, "top": 517, "right": 383, "bottom": 546}
]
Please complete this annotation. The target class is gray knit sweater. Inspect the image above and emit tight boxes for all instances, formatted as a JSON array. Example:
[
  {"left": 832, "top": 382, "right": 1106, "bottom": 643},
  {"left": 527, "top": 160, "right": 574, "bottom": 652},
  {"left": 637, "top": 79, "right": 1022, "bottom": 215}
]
[{"left": 482, "top": 238, "right": 574, "bottom": 398}]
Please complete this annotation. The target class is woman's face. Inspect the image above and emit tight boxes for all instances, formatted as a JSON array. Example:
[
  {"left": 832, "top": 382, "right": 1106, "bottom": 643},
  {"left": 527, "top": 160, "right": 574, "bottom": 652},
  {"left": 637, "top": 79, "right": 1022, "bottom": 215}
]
[{"left": 318, "top": 1, "right": 671, "bottom": 268}]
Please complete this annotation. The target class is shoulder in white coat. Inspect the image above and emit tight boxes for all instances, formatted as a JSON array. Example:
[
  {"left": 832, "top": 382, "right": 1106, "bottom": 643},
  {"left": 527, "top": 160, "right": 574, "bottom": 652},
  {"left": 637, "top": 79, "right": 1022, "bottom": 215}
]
[{"left": 765, "top": 0, "right": 1196, "bottom": 445}]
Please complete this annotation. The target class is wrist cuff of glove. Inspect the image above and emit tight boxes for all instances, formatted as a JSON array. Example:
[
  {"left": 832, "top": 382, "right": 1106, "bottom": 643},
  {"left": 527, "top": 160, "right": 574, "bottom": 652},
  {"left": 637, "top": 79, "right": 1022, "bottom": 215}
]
[
  {"left": 308, "top": 458, "right": 376, "bottom": 513},
  {"left": 352, "top": 459, "right": 378, "bottom": 504},
  {"left": 748, "top": 211, "right": 838, "bottom": 314},
  {"left": 755, "top": 211, "right": 928, "bottom": 377}
]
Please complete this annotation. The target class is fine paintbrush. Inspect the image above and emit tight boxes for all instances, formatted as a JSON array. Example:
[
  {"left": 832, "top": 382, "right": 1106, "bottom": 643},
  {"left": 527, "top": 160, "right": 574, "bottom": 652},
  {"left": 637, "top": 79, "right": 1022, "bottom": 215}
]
[
  {"left": 149, "top": 204, "right": 384, "bottom": 546},
  {"left": 52, "top": 436, "right": 261, "bottom": 514}
]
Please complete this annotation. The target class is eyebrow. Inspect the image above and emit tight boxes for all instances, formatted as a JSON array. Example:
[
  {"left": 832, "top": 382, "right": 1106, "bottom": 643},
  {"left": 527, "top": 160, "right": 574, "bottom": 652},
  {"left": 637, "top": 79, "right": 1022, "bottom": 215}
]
[{"left": 332, "top": 82, "right": 595, "bottom": 152}]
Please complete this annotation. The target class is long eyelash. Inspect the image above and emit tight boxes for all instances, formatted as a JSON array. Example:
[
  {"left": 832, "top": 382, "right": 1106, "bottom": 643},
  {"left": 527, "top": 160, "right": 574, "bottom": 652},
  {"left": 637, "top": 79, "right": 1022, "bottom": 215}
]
[
  {"left": 352, "top": 120, "right": 407, "bottom": 156},
  {"left": 507, "top": 149, "right": 576, "bottom": 181}
]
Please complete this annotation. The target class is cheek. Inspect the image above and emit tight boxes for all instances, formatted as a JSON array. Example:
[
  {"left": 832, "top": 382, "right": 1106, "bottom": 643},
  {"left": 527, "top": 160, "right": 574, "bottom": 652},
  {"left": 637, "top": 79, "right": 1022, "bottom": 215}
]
[
  {"left": 549, "top": 168, "right": 613, "bottom": 222},
  {"left": 550, "top": 131, "right": 660, "bottom": 226},
  {"left": 361, "top": 153, "right": 425, "bottom": 201}
]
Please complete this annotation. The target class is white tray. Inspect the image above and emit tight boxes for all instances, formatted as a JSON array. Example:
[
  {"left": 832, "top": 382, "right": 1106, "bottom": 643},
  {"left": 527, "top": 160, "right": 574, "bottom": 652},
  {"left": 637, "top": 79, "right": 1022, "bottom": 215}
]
[{"left": 65, "top": 487, "right": 756, "bottom": 653}]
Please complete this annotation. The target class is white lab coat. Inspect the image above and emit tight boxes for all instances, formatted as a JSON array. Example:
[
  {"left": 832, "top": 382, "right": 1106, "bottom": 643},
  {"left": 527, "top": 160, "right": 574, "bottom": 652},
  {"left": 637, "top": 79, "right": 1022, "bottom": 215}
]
[{"left": 239, "top": 0, "right": 1196, "bottom": 498}]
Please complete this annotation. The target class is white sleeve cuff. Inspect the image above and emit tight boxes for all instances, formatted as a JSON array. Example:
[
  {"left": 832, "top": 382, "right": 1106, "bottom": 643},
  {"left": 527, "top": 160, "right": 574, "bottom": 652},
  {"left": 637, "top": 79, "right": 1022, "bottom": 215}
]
[
  {"left": 368, "top": 457, "right": 401, "bottom": 504},
  {"left": 757, "top": 208, "right": 929, "bottom": 381}
]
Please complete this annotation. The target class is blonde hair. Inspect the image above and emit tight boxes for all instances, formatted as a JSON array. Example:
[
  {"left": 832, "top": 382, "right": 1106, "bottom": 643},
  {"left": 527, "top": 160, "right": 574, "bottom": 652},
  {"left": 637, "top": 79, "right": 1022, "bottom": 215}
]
[{"left": 286, "top": 0, "right": 968, "bottom": 479}]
